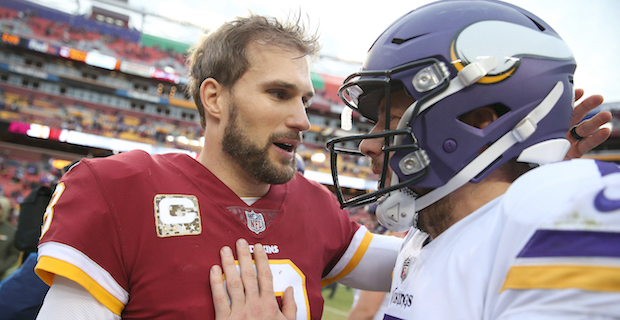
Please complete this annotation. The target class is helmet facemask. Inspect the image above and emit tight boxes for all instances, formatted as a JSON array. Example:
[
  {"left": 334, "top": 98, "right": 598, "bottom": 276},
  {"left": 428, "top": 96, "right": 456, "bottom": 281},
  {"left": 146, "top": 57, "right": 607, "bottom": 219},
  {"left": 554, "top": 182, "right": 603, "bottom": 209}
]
[{"left": 327, "top": 58, "right": 450, "bottom": 213}]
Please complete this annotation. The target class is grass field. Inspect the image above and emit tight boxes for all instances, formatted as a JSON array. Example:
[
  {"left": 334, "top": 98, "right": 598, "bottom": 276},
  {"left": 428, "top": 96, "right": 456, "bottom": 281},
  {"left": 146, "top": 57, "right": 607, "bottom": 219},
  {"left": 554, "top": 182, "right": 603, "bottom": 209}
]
[{"left": 321, "top": 284, "right": 354, "bottom": 320}]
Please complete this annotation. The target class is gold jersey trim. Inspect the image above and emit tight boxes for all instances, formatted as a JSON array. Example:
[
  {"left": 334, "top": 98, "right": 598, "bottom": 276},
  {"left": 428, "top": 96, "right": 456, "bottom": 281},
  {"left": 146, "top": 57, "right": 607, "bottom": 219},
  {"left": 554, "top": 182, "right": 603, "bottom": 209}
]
[
  {"left": 35, "top": 256, "right": 125, "bottom": 315},
  {"left": 321, "top": 231, "right": 374, "bottom": 287},
  {"left": 501, "top": 264, "right": 620, "bottom": 293}
]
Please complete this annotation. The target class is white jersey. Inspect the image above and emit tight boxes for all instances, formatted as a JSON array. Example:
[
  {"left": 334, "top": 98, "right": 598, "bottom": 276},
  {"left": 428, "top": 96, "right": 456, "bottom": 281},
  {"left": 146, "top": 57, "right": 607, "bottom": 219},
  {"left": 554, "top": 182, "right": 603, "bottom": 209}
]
[{"left": 382, "top": 159, "right": 620, "bottom": 320}]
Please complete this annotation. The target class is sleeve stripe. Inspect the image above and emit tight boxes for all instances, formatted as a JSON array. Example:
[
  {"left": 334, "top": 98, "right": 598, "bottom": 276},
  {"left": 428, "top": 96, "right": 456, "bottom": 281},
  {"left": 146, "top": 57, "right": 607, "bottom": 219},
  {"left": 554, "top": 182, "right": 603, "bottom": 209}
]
[
  {"left": 35, "top": 256, "right": 125, "bottom": 315},
  {"left": 518, "top": 229, "right": 620, "bottom": 258},
  {"left": 321, "top": 230, "right": 374, "bottom": 287},
  {"left": 500, "top": 265, "right": 620, "bottom": 293},
  {"left": 36, "top": 241, "right": 128, "bottom": 303}
]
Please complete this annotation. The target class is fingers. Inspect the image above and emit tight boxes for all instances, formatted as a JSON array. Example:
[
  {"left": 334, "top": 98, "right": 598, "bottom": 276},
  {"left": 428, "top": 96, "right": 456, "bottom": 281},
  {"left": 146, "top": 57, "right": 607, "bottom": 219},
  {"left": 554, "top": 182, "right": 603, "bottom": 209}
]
[
  {"left": 254, "top": 243, "right": 292, "bottom": 317},
  {"left": 564, "top": 90, "right": 611, "bottom": 160},
  {"left": 210, "top": 264, "right": 231, "bottom": 319},
  {"left": 220, "top": 245, "right": 245, "bottom": 310},
  {"left": 237, "top": 239, "right": 259, "bottom": 299},
  {"left": 578, "top": 127, "right": 611, "bottom": 156},
  {"left": 574, "top": 88, "right": 585, "bottom": 103},
  {"left": 253, "top": 243, "right": 274, "bottom": 297},
  {"left": 281, "top": 286, "right": 297, "bottom": 320},
  {"left": 575, "top": 111, "right": 612, "bottom": 138},
  {"left": 565, "top": 126, "right": 611, "bottom": 160},
  {"left": 571, "top": 92, "right": 603, "bottom": 127},
  {"left": 212, "top": 239, "right": 292, "bottom": 320},
  {"left": 565, "top": 111, "right": 612, "bottom": 160}
]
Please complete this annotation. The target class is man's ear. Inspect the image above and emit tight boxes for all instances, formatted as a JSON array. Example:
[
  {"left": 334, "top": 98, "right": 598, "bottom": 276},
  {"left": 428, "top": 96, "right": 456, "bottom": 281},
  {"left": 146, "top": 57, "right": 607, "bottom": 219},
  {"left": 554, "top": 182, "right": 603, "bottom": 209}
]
[
  {"left": 200, "top": 78, "right": 225, "bottom": 120},
  {"left": 460, "top": 106, "right": 499, "bottom": 129}
]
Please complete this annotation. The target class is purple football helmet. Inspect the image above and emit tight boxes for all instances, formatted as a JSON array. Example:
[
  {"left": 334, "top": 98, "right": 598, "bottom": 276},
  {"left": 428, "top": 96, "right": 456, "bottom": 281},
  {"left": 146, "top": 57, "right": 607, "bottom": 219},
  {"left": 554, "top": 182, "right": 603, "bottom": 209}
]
[{"left": 327, "top": 0, "right": 576, "bottom": 231}]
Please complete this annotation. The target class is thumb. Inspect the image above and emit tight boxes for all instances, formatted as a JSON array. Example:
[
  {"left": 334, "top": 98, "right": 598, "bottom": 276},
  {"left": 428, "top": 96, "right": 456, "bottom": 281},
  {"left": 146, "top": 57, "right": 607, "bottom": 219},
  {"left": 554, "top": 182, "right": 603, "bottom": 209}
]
[{"left": 281, "top": 286, "right": 297, "bottom": 320}]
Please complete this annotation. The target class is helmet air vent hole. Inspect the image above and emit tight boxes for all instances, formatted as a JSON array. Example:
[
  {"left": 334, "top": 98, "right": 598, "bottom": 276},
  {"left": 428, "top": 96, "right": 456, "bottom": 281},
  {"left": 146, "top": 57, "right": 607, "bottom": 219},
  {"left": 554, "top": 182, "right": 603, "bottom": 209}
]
[
  {"left": 391, "top": 33, "right": 427, "bottom": 45},
  {"left": 526, "top": 16, "right": 546, "bottom": 31}
]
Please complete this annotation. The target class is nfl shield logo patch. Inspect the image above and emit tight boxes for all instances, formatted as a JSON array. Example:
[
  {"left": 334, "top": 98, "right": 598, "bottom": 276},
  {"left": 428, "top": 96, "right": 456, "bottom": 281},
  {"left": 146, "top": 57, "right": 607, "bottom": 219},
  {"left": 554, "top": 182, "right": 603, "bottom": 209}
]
[
  {"left": 245, "top": 210, "right": 266, "bottom": 234},
  {"left": 401, "top": 256, "right": 411, "bottom": 282}
]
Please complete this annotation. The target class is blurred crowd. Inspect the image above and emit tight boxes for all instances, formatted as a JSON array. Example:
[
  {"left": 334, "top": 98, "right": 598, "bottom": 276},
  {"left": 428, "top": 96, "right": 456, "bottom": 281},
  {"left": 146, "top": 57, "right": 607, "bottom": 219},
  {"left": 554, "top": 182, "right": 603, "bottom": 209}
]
[
  {"left": 0, "top": 4, "right": 187, "bottom": 73},
  {"left": 0, "top": 150, "right": 60, "bottom": 224},
  {"left": 0, "top": 86, "right": 204, "bottom": 153}
]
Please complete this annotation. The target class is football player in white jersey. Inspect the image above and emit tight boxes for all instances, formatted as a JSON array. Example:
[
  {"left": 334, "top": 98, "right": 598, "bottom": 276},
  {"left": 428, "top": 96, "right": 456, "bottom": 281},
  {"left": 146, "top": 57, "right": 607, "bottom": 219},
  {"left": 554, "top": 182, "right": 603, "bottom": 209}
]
[
  {"left": 210, "top": 1, "right": 617, "bottom": 319},
  {"left": 321, "top": 0, "right": 620, "bottom": 319}
]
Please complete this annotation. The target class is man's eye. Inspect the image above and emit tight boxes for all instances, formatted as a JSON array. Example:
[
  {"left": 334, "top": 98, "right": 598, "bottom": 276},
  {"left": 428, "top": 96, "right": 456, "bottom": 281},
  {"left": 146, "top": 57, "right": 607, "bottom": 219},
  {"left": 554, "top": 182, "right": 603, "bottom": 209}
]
[
  {"left": 303, "top": 98, "right": 312, "bottom": 108},
  {"left": 388, "top": 116, "right": 402, "bottom": 129},
  {"left": 270, "top": 91, "right": 286, "bottom": 99}
]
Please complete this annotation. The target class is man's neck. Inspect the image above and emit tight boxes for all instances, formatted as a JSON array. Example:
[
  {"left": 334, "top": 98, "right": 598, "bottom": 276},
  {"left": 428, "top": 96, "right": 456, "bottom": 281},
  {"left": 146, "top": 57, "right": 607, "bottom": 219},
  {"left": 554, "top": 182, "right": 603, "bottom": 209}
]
[
  {"left": 422, "top": 176, "right": 511, "bottom": 239},
  {"left": 197, "top": 147, "right": 271, "bottom": 198}
]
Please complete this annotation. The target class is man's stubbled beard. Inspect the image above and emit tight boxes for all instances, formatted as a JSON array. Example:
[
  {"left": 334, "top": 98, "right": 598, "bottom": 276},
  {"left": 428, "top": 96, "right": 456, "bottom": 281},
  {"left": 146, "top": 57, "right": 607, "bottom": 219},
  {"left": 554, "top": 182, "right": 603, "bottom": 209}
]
[{"left": 222, "top": 101, "right": 300, "bottom": 184}]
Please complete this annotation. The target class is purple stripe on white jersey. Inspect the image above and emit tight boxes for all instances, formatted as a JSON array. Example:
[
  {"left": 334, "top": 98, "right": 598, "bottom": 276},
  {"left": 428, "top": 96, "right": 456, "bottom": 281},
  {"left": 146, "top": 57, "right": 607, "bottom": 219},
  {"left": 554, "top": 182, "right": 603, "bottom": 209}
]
[{"left": 517, "top": 229, "right": 620, "bottom": 258}]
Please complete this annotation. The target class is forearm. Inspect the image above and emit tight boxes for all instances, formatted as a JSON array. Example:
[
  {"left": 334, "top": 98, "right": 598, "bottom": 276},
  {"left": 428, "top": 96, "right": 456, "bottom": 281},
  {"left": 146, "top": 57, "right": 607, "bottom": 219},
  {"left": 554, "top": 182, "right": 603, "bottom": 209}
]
[
  {"left": 346, "top": 308, "right": 377, "bottom": 320},
  {"left": 346, "top": 290, "right": 387, "bottom": 320}
]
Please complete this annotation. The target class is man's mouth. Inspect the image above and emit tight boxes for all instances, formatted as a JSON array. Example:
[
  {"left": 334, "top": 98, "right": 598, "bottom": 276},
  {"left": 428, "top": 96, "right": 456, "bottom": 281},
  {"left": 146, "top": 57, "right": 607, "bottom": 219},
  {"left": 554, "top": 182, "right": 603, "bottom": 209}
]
[
  {"left": 370, "top": 159, "right": 384, "bottom": 175},
  {"left": 271, "top": 131, "right": 302, "bottom": 154},
  {"left": 274, "top": 142, "right": 295, "bottom": 152}
]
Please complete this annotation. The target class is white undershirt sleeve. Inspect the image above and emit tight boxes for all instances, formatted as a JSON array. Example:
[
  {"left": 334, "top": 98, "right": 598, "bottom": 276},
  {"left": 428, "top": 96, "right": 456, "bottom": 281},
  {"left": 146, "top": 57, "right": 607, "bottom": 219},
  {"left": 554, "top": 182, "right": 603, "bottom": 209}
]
[
  {"left": 36, "top": 276, "right": 120, "bottom": 320},
  {"left": 337, "top": 234, "right": 403, "bottom": 292}
]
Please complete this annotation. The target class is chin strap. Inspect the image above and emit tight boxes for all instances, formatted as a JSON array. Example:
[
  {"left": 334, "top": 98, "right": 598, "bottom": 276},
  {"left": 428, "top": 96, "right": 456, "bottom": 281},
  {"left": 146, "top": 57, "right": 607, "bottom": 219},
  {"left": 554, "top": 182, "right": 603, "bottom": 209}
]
[{"left": 376, "top": 180, "right": 419, "bottom": 232}]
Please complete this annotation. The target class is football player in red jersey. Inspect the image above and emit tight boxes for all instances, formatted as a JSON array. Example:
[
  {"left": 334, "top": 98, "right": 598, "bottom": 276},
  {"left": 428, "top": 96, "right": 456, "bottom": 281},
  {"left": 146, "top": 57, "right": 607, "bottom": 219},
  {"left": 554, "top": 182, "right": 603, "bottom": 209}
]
[{"left": 34, "top": 14, "right": 403, "bottom": 320}]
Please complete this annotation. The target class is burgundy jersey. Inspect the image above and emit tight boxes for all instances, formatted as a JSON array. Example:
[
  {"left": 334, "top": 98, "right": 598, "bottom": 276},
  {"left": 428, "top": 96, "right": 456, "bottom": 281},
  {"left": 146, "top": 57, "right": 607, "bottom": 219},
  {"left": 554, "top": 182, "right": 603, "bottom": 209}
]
[{"left": 35, "top": 150, "right": 369, "bottom": 319}]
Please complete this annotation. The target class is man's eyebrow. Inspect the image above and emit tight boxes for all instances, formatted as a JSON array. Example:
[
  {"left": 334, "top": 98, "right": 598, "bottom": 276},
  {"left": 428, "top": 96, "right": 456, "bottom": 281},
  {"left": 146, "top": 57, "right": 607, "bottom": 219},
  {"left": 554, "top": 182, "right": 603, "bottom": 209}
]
[
  {"left": 378, "top": 104, "right": 386, "bottom": 115},
  {"left": 263, "top": 80, "right": 297, "bottom": 90}
]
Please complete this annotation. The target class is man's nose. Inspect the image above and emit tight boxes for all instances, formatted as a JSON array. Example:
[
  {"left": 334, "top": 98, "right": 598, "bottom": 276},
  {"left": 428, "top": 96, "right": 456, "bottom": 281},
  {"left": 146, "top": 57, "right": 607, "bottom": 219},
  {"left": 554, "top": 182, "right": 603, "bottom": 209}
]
[
  {"left": 359, "top": 125, "right": 384, "bottom": 158},
  {"left": 287, "top": 101, "right": 311, "bottom": 132}
]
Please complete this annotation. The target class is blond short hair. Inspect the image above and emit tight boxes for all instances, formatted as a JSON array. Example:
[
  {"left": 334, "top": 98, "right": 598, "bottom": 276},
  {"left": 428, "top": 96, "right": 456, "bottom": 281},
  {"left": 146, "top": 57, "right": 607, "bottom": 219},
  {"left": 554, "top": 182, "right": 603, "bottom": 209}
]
[{"left": 186, "top": 13, "right": 320, "bottom": 129}]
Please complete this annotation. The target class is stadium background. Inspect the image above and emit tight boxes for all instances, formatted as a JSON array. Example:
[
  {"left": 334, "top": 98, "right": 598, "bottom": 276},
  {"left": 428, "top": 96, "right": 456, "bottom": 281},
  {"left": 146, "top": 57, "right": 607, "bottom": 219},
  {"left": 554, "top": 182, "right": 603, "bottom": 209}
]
[
  {"left": 0, "top": 0, "right": 384, "bottom": 251},
  {"left": 0, "top": 0, "right": 618, "bottom": 317}
]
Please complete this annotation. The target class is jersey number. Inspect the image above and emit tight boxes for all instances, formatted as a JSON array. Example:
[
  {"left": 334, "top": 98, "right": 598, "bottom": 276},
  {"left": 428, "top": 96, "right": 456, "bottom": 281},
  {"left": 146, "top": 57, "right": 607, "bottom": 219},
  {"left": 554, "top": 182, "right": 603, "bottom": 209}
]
[
  {"left": 40, "top": 182, "right": 65, "bottom": 239},
  {"left": 233, "top": 260, "right": 311, "bottom": 320}
]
